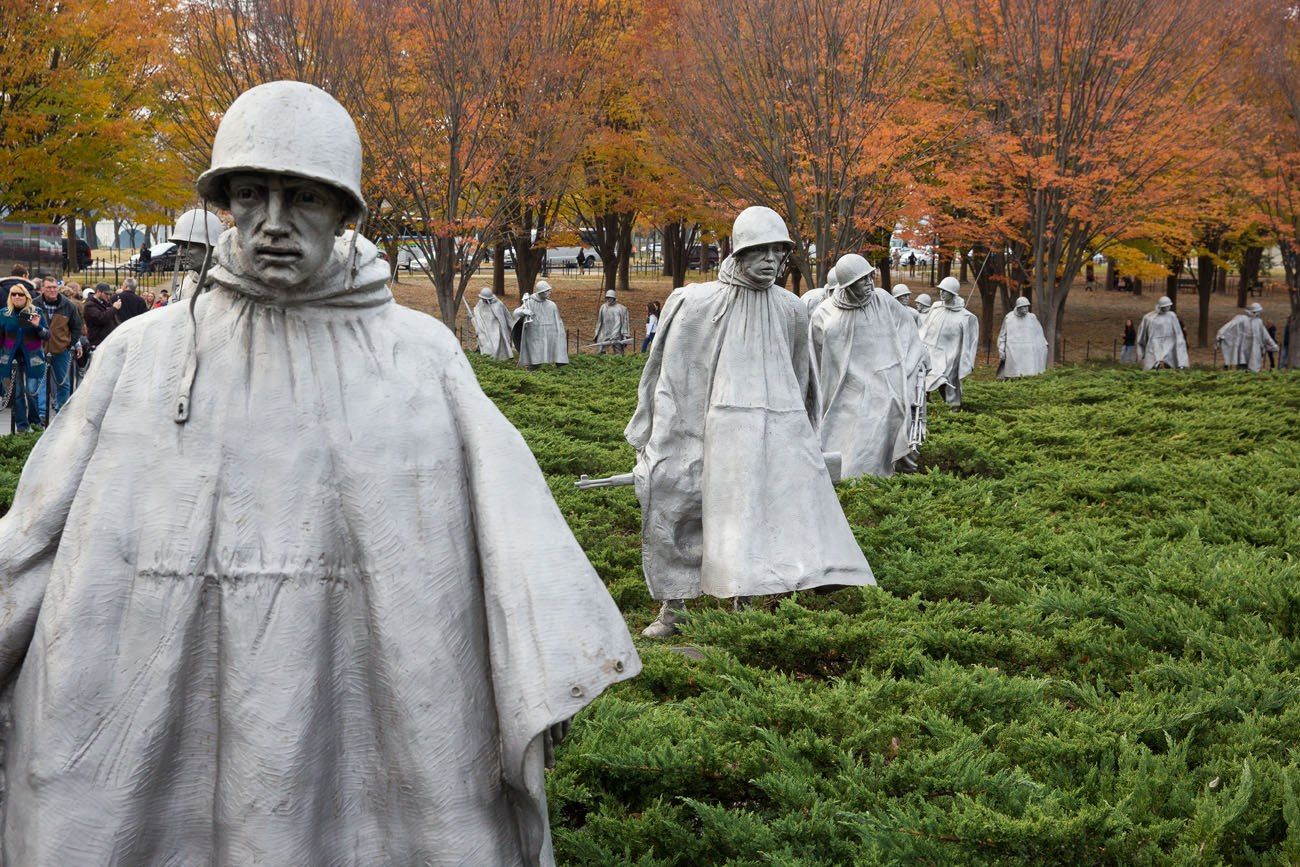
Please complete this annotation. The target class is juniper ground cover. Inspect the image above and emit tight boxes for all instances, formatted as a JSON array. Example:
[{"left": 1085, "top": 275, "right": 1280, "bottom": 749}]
[
  {"left": 473, "top": 358, "right": 1300, "bottom": 865},
  {"left": 1, "top": 361, "right": 1296, "bottom": 864}
]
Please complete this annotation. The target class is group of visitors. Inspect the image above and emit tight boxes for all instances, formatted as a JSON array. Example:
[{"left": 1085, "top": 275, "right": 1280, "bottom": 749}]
[{"left": 0, "top": 264, "right": 155, "bottom": 432}]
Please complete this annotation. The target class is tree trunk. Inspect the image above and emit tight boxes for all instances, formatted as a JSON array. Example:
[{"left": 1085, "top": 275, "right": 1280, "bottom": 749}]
[
  {"left": 434, "top": 235, "right": 458, "bottom": 324},
  {"left": 662, "top": 224, "right": 676, "bottom": 278},
  {"left": 1105, "top": 257, "right": 1117, "bottom": 293},
  {"left": 1238, "top": 245, "right": 1262, "bottom": 308},
  {"left": 1196, "top": 251, "right": 1215, "bottom": 347},
  {"left": 493, "top": 242, "right": 506, "bottom": 296},
  {"left": 1166, "top": 257, "right": 1182, "bottom": 310},
  {"left": 617, "top": 213, "right": 633, "bottom": 293},
  {"left": 385, "top": 238, "right": 400, "bottom": 282}
]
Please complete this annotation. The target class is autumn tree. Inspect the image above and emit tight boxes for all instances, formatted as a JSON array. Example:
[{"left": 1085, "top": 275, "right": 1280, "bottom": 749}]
[
  {"left": 650, "top": 0, "right": 939, "bottom": 289},
  {"left": 366, "top": 0, "right": 604, "bottom": 322},
  {"left": 939, "top": 0, "right": 1241, "bottom": 362},
  {"left": 0, "top": 0, "right": 187, "bottom": 247}
]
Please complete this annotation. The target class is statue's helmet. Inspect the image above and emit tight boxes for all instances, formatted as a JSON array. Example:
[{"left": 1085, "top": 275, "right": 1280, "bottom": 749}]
[
  {"left": 824, "top": 265, "right": 839, "bottom": 290},
  {"left": 196, "top": 81, "right": 366, "bottom": 223},
  {"left": 915, "top": 293, "right": 933, "bottom": 309},
  {"left": 1156, "top": 296, "right": 1173, "bottom": 310},
  {"left": 1015, "top": 296, "right": 1031, "bottom": 310},
  {"left": 938, "top": 275, "right": 961, "bottom": 296},
  {"left": 534, "top": 280, "right": 553, "bottom": 297},
  {"left": 170, "top": 209, "right": 226, "bottom": 247},
  {"left": 730, "top": 206, "right": 793, "bottom": 256},
  {"left": 478, "top": 287, "right": 495, "bottom": 300},
  {"left": 605, "top": 289, "right": 617, "bottom": 299},
  {"left": 1248, "top": 302, "right": 1263, "bottom": 316},
  {"left": 891, "top": 283, "right": 911, "bottom": 300},
  {"left": 834, "top": 253, "right": 876, "bottom": 288}
]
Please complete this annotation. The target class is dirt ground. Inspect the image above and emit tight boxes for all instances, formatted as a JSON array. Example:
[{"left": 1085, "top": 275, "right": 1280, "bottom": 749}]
[{"left": 387, "top": 265, "right": 1293, "bottom": 369}]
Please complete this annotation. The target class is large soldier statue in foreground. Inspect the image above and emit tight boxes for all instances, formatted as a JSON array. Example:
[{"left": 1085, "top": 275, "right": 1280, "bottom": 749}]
[
  {"left": 623, "top": 207, "right": 875, "bottom": 638},
  {"left": 0, "top": 81, "right": 638, "bottom": 865}
]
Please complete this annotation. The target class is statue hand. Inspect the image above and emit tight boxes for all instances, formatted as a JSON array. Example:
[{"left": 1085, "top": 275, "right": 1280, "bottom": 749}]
[{"left": 543, "top": 717, "right": 573, "bottom": 768}]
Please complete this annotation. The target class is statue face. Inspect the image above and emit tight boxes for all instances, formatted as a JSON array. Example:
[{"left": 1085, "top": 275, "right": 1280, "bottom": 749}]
[
  {"left": 942, "top": 290, "right": 959, "bottom": 307},
  {"left": 175, "top": 241, "right": 210, "bottom": 272},
  {"left": 226, "top": 172, "right": 345, "bottom": 291},
  {"left": 842, "top": 276, "right": 872, "bottom": 303},
  {"left": 735, "top": 243, "right": 786, "bottom": 287},
  {"left": 1016, "top": 307, "right": 1028, "bottom": 317}
]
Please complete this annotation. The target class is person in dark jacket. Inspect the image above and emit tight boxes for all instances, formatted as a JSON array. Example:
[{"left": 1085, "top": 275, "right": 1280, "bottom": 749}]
[
  {"left": 0, "top": 281, "right": 49, "bottom": 433},
  {"left": 83, "top": 282, "right": 118, "bottom": 349},
  {"left": 113, "top": 277, "right": 149, "bottom": 322},
  {"left": 37, "top": 276, "right": 83, "bottom": 417}
]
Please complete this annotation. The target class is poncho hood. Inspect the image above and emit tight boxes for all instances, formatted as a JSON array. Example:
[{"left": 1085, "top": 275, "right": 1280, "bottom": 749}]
[{"left": 207, "top": 228, "right": 393, "bottom": 308}]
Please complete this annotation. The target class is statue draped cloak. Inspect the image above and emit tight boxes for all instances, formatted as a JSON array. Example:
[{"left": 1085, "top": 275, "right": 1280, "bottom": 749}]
[
  {"left": 919, "top": 300, "right": 979, "bottom": 404},
  {"left": 593, "top": 303, "right": 630, "bottom": 350},
  {"left": 513, "top": 298, "right": 568, "bottom": 367},
  {"left": 811, "top": 288, "right": 928, "bottom": 479},
  {"left": 624, "top": 257, "right": 875, "bottom": 601},
  {"left": 997, "top": 311, "right": 1048, "bottom": 378},
  {"left": 1216, "top": 313, "right": 1277, "bottom": 371},
  {"left": 472, "top": 296, "right": 515, "bottom": 360},
  {"left": 0, "top": 230, "right": 639, "bottom": 866},
  {"left": 1137, "top": 309, "right": 1189, "bottom": 369}
]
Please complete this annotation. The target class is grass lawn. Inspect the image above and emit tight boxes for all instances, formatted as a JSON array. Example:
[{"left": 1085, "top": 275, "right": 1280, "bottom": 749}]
[{"left": 3, "top": 360, "right": 1297, "bottom": 864}]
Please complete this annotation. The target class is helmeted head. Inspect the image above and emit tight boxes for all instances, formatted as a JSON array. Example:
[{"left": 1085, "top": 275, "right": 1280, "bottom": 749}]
[
  {"left": 1247, "top": 302, "right": 1263, "bottom": 317},
  {"left": 1156, "top": 296, "right": 1173, "bottom": 311},
  {"left": 834, "top": 253, "right": 876, "bottom": 301},
  {"left": 478, "top": 287, "right": 495, "bottom": 302},
  {"left": 197, "top": 81, "right": 365, "bottom": 223},
  {"left": 915, "top": 292, "right": 932, "bottom": 312},
  {"left": 197, "top": 82, "right": 365, "bottom": 295},
  {"left": 938, "top": 276, "right": 961, "bottom": 298},
  {"left": 891, "top": 283, "right": 911, "bottom": 302},
  {"left": 82, "top": 287, "right": 95, "bottom": 301},
  {"left": 1015, "top": 296, "right": 1031, "bottom": 316},
  {"left": 535, "top": 280, "right": 553, "bottom": 299},
  {"left": 731, "top": 206, "right": 793, "bottom": 288},
  {"left": 824, "top": 265, "right": 839, "bottom": 291},
  {"left": 605, "top": 289, "right": 617, "bottom": 303},
  {"left": 170, "top": 209, "right": 227, "bottom": 271}
]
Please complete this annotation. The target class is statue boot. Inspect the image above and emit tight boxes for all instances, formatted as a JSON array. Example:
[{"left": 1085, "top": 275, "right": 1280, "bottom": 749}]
[{"left": 642, "top": 599, "right": 687, "bottom": 639}]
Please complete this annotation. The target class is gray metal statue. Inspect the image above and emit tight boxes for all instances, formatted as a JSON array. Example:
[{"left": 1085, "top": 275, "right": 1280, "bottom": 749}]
[
  {"left": 1216, "top": 302, "right": 1277, "bottom": 371},
  {"left": 812, "top": 254, "right": 929, "bottom": 479},
  {"left": 514, "top": 280, "right": 569, "bottom": 368},
  {"left": 593, "top": 289, "right": 631, "bottom": 354},
  {"left": 167, "top": 208, "right": 225, "bottom": 303},
  {"left": 914, "top": 292, "right": 933, "bottom": 315},
  {"left": 1137, "top": 296, "right": 1189, "bottom": 369},
  {"left": 469, "top": 286, "right": 515, "bottom": 360},
  {"left": 0, "top": 80, "right": 638, "bottom": 866},
  {"left": 997, "top": 297, "right": 1048, "bottom": 378},
  {"left": 919, "top": 276, "right": 979, "bottom": 407},
  {"left": 891, "top": 283, "right": 921, "bottom": 327},
  {"left": 620, "top": 206, "right": 875, "bottom": 638}
]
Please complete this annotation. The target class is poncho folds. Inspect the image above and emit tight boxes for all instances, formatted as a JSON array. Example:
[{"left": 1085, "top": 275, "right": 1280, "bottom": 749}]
[
  {"left": 625, "top": 257, "right": 875, "bottom": 601},
  {"left": 514, "top": 296, "right": 569, "bottom": 367},
  {"left": 997, "top": 312, "right": 1049, "bottom": 378},
  {"left": 1216, "top": 313, "right": 1278, "bottom": 371},
  {"left": 811, "top": 287, "right": 929, "bottom": 479},
  {"left": 919, "top": 298, "right": 980, "bottom": 402},
  {"left": 593, "top": 302, "right": 631, "bottom": 350},
  {"left": 472, "top": 295, "right": 516, "bottom": 360},
  {"left": 1137, "top": 309, "right": 1189, "bottom": 369},
  {"left": 0, "top": 230, "right": 639, "bottom": 866}
]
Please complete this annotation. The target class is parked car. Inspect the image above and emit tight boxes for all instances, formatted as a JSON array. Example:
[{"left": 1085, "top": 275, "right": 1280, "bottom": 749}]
[
  {"left": 127, "top": 241, "right": 178, "bottom": 273},
  {"left": 62, "top": 237, "right": 92, "bottom": 271}
]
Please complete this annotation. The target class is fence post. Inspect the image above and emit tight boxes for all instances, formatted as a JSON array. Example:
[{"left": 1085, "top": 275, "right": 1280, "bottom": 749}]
[{"left": 1085, "top": 340, "right": 1090, "bottom": 362}]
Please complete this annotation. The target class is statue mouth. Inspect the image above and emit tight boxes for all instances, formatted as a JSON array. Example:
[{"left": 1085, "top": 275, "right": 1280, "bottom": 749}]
[{"left": 255, "top": 246, "right": 302, "bottom": 264}]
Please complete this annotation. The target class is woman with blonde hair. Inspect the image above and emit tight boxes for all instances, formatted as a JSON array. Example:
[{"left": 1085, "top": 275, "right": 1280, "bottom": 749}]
[{"left": 0, "top": 280, "right": 50, "bottom": 432}]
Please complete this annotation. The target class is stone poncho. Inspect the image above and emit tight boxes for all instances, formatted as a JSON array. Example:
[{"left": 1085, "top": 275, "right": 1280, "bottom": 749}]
[
  {"left": 1216, "top": 313, "right": 1278, "bottom": 371},
  {"left": 919, "top": 298, "right": 980, "bottom": 404},
  {"left": 811, "top": 287, "right": 929, "bottom": 479},
  {"left": 0, "top": 231, "right": 639, "bottom": 866},
  {"left": 997, "top": 311, "right": 1049, "bottom": 378},
  {"left": 472, "top": 295, "right": 515, "bottom": 360},
  {"left": 1137, "top": 309, "right": 1189, "bottom": 369},
  {"left": 625, "top": 256, "right": 875, "bottom": 601},
  {"left": 593, "top": 301, "right": 631, "bottom": 351},
  {"left": 514, "top": 296, "right": 569, "bottom": 367}
]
